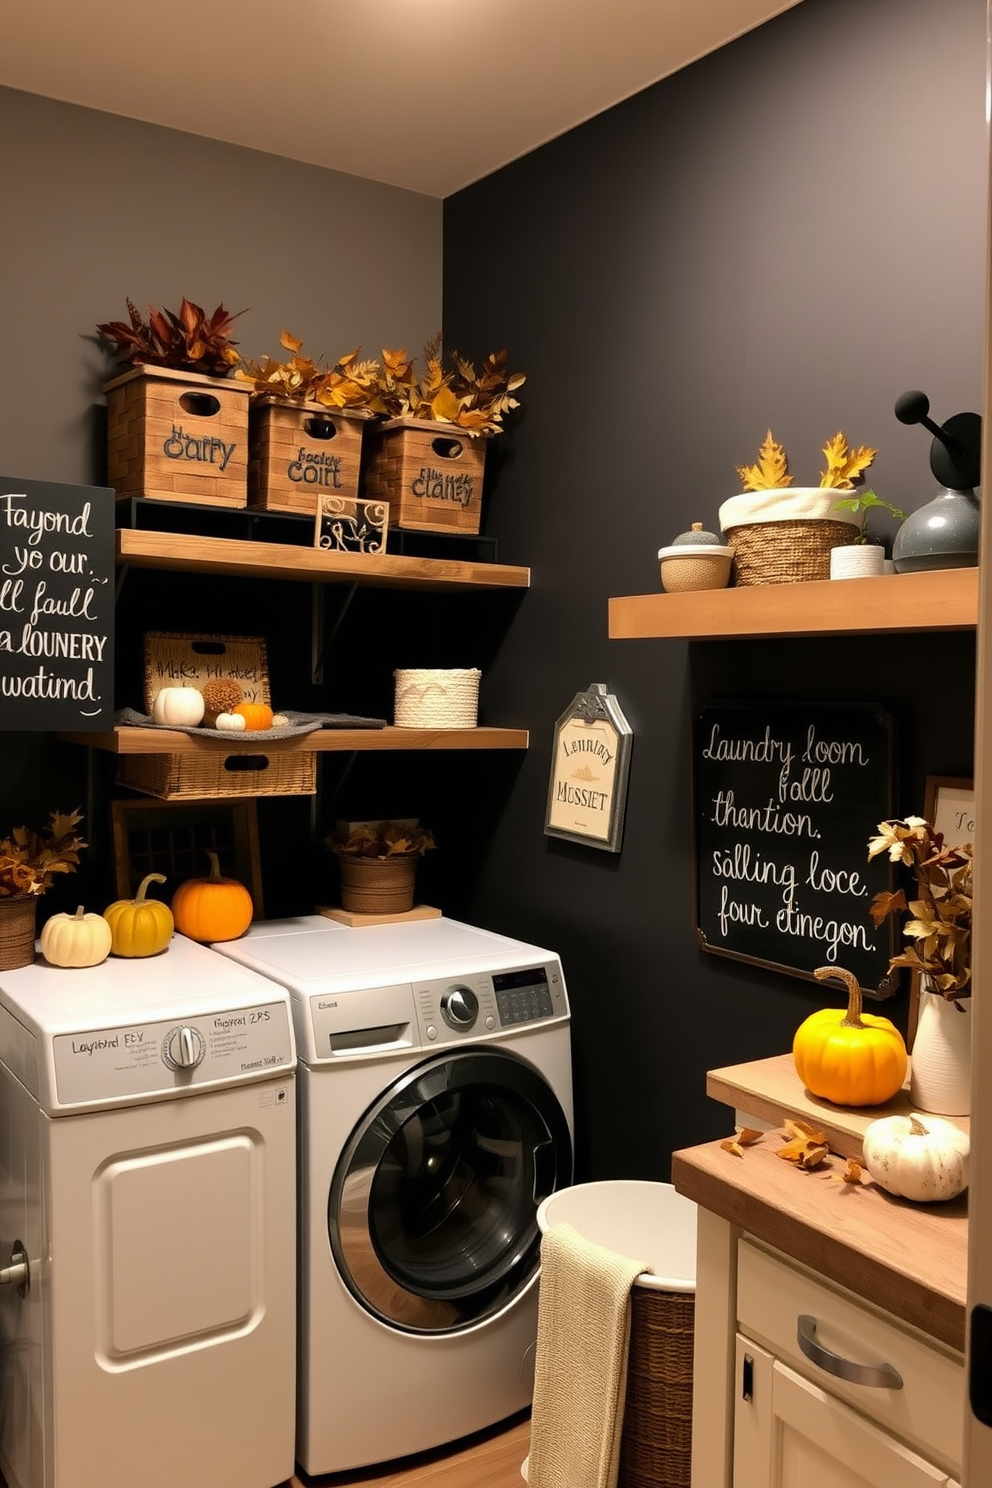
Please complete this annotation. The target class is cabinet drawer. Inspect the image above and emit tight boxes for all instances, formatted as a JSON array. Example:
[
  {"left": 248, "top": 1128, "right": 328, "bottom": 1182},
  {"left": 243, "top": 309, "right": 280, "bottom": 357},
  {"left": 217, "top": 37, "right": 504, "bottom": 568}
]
[{"left": 737, "top": 1238, "right": 963, "bottom": 1474}]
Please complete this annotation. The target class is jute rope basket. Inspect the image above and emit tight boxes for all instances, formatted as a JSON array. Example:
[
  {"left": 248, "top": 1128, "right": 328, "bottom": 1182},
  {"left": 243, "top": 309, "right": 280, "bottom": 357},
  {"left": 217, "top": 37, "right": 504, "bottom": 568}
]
[
  {"left": 724, "top": 518, "right": 856, "bottom": 586},
  {"left": 617, "top": 1286, "right": 695, "bottom": 1488},
  {"left": 718, "top": 488, "right": 861, "bottom": 586},
  {"left": 393, "top": 668, "right": 481, "bottom": 728}
]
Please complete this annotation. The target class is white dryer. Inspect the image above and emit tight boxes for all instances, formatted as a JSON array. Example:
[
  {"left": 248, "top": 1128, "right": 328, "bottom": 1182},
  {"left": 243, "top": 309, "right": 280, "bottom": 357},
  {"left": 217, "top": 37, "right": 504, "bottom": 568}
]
[
  {"left": 0, "top": 934, "right": 298, "bottom": 1488},
  {"left": 212, "top": 914, "right": 574, "bottom": 1476}
]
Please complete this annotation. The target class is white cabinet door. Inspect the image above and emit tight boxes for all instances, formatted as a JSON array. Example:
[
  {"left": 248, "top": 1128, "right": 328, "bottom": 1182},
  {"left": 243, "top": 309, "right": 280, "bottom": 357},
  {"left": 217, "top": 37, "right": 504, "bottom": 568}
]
[{"left": 733, "top": 1336, "right": 953, "bottom": 1488}]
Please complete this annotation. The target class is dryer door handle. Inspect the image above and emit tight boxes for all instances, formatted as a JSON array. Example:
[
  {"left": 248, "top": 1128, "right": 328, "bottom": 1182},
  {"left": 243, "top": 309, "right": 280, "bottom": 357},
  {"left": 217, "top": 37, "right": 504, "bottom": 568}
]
[{"left": 533, "top": 1139, "right": 557, "bottom": 1206}]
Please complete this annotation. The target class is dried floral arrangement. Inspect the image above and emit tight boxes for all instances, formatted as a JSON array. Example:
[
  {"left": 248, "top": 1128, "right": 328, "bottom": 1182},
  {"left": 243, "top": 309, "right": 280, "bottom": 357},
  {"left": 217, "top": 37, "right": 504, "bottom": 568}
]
[
  {"left": 737, "top": 429, "right": 876, "bottom": 492},
  {"left": 0, "top": 809, "right": 87, "bottom": 898},
  {"left": 96, "top": 297, "right": 245, "bottom": 377},
  {"left": 367, "top": 336, "right": 525, "bottom": 436},
  {"left": 326, "top": 821, "right": 436, "bottom": 859},
  {"left": 867, "top": 816, "right": 972, "bottom": 1001},
  {"left": 235, "top": 331, "right": 381, "bottom": 409}
]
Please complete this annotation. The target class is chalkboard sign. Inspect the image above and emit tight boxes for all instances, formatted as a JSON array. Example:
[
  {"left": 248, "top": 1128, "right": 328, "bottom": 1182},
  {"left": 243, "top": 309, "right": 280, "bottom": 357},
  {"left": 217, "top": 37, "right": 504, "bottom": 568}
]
[
  {"left": 694, "top": 702, "right": 897, "bottom": 998},
  {"left": 0, "top": 475, "right": 115, "bottom": 730}
]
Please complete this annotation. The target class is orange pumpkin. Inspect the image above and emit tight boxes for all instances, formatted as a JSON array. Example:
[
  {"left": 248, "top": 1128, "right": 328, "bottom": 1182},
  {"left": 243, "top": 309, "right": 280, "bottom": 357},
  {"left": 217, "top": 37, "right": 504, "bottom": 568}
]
[
  {"left": 171, "top": 851, "right": 253, "bottom": 943},
  {"left": 232, "top": 701, "right": 274, "bottom": 731}
]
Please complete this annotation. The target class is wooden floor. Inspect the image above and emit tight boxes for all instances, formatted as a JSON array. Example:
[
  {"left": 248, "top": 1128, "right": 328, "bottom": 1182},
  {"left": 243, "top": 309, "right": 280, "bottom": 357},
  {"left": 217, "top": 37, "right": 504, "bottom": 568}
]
[{"left": 289, "top": 1413, "right": 530, "bottom": 1488}]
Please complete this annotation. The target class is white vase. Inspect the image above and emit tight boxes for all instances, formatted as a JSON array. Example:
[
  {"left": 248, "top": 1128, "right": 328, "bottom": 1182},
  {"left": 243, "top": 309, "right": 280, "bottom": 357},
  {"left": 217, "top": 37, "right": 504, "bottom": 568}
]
[
  {"left": 909, "top": 989, "right": 972, "bottom": 1116},
  {"left": 829, "top": 543, "right": 886, "bottom": 579}
]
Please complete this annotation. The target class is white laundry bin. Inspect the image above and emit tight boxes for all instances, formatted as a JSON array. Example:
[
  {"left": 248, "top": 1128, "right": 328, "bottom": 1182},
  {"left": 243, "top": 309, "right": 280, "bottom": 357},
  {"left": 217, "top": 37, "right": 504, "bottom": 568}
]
[{"left": 536, "top": 1180, "right": 697, "bottom": 1488}]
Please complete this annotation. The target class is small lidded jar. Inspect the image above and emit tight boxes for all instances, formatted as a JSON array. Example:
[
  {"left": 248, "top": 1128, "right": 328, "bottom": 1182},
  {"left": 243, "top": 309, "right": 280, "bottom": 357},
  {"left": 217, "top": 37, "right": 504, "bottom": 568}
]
[{"left": 657, "top": 522, "right": 734, "bottom": 592}]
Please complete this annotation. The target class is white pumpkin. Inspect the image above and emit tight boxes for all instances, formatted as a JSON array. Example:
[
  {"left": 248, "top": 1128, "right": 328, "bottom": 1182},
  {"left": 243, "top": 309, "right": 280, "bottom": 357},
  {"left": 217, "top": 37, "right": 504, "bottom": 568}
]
[
  {"left": 215, "top": 711, "right": 247, "bottom": 732},
  {"left": 152, "top": 686, "right": 205, "bottom": 727},
  {"left": 862, "top": 1112, "right": 970, "bottom": 1203},
  {"left": 40, "top": 905, "right": 113, "bottom": 968}
]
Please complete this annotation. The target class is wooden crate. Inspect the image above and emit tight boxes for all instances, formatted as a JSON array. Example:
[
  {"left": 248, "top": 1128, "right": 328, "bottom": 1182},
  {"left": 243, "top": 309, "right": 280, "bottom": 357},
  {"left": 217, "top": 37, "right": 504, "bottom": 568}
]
[
  {"left": 363, "top": 418, "right": 487, "bottom": 534},
  {"left": 104, "top": 365, "right": 250, "bottom": 506},
  {"left": 116, "top": 747, "right": 316, "bottom": 801},
  {"left": 248, "top": 398, "right": 371, "bottom": 515}
]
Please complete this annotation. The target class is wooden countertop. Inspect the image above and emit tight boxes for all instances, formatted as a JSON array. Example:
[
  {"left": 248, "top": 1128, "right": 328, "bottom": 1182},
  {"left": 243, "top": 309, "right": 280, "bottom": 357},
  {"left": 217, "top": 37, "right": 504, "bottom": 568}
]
[
  {"left": 673, "top": 1063, "right": 969, "bottom": 1353},
  {"left": 706, "top": 1052, "right": 970, "bottom": 1161}
]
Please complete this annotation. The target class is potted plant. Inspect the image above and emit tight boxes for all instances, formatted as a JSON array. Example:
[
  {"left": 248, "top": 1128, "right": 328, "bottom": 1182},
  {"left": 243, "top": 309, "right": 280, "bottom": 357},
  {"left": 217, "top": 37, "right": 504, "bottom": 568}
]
[
  {"left": 867, "top": 815, "right": 972, "bottom": 1114},
  {"left": 829, "top": 490, "right": 907, "bottom": 577},
  {"left": 0, "top": 809, "right": 87, "bottom": 969},
  {"left": 325, "top": 820, "right": 436, "bottom": 916},
  {"left": 95, "top": 296, "right": 251, "bottom": 507},
  {"left": 719, "top": 429, "right": 877, "bottom": 584},
  {"left": 235, "top": 332, "right": 381, "bottom": 514},
  {"left": 362, "top": 336, "right": 526, "bottom": 536}
]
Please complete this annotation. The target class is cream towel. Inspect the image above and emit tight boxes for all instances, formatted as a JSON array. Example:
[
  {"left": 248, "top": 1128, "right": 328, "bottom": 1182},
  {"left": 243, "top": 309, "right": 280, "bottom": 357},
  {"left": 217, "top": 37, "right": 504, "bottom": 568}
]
[{"left": 527, "top": 1221, "right": 649, "bottom": 1488}]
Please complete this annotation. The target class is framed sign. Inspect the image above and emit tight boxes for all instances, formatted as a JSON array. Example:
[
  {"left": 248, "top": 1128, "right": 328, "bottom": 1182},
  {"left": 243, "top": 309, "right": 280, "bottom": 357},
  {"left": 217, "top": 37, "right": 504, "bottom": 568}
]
[
  {"left": 694, "top": 701, "right": 898, "bottom": 998},
  {"left": 545, "top": 682, "right": 632, "bottom": 852},
  {"left": 0, "top": 475, "right": 115, "bottom": 729}
]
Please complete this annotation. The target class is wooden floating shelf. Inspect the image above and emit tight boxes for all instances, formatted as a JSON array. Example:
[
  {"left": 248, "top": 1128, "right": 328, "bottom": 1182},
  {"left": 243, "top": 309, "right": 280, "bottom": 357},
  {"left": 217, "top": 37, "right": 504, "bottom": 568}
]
[
  {"left": 608, "top": 567, "right": 977, "bottom": 640},
  {"left": 116, "top": 528, "right": 530, "bottom": 591},
  {"left": 58, "top": 726, "right": 529, "bottom": 756}
]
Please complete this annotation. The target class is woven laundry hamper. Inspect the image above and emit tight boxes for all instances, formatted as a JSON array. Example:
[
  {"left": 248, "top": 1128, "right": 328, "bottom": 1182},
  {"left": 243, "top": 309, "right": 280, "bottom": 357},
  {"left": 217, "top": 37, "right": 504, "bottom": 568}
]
[
  {"left": 534, "top": 1181, "right": 697, "bottom": 1488},
  {"left": 393, "top": 668, "right": 481, "bottom": 728},
  {"left": 719, "top": 488, "right": 861, "bottom": 586}
]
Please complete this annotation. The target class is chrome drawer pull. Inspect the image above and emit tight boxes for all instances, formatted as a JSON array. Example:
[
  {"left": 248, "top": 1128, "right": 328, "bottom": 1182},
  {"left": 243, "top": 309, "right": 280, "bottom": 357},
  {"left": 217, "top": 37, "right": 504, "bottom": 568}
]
[{"left": 797, "top": 1315, "right": 904, "bottom": 1389}]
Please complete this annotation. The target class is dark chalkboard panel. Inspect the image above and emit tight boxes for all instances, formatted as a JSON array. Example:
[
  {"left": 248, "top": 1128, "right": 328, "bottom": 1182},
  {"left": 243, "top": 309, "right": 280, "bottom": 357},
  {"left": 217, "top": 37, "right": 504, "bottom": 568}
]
[
  {"left": 0, "top": 475, "right": 115, "bottom": 730},
  {"left": 694, "top": 702, "right": 897, "bottom": 999}
]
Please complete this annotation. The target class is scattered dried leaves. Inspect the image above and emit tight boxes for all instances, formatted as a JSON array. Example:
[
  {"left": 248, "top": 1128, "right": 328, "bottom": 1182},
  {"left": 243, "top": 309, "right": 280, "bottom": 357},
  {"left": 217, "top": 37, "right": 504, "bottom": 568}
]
[{"left": 720, "top": 1127, "right": 764, "bottom": 1158}]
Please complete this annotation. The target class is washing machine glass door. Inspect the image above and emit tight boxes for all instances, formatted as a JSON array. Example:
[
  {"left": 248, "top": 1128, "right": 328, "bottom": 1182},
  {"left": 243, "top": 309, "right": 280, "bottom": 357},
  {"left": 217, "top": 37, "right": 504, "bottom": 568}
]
[{"left": 329, "top": 1047, "right": 572, "bottom": 1334}]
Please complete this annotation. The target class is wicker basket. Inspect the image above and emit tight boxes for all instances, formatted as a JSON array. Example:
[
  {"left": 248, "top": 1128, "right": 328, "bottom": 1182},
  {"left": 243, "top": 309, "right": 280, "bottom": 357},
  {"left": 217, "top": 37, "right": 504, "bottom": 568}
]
[
  {"left": 393, "top": 668, "right": 480, "bottom": 728},
  {"left": 0, "top": 896, "right": 37, "bottom": 970},
  {"left": 116, "top": 747, "right": 316, "bottom": 801},
  {"left": 337, "top": 856, "right": 417, "bottom": 914},
  {"left": 725, "top": 518, "right": 857, "bottom": 586},
  {"left": 617, "top": 1285, "right": 695, "bottom": 1488}
]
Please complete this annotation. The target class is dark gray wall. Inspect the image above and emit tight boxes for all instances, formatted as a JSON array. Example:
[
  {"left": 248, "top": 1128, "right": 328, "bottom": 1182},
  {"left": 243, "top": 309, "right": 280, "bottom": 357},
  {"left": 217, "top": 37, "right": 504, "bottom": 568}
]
[
  {"left": 443, "top": 0, "right": 986, "bottom": 1179},
  {"left": 0, "top": 87, "right": 442, "bottom": 488},
  {"left": 0, "top": 87, "right": 443, "bottom": 913}
]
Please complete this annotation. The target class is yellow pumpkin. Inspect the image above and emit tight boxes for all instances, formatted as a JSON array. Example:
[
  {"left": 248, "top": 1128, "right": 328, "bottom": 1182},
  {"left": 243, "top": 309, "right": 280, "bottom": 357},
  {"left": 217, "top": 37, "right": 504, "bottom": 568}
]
[
  {"left": 104, "top": 872, "right": 174, "bottom": 957},
  {"left": 171, "top": 851, "right": 253, "bottom": 943},
  {"left": 793, "top": 966, "right": 907, "bottom": 1107},
  {"left": 39, "top": 905, "right": 113, "bottom": 968}
]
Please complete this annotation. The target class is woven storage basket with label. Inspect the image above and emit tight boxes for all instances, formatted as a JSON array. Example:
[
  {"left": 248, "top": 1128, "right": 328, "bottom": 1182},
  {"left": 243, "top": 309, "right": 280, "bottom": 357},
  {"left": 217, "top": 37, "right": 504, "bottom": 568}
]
[
  {"left": 393, "top": 668, "right": 481, "bottom": 728},
  {"left": 104, "top": 366, "right": 250, "bottom": 507},
  {"left": 118, "top": 631, "right": 316, "bottom": 800},
  {"left": 718, "top": 488, "right": 861, "bottom": 586},
  {"left": 364, "top": 419, "right": 486, "bottom": 534},
  {"left": 248, "top": 397, "right": 371, "bottom": 514}
]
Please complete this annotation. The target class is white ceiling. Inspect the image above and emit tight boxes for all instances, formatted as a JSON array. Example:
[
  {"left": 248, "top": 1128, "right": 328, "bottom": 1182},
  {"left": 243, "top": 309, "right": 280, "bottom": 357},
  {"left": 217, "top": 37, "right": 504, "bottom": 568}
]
[{"left": 1, "top": 0, "right": 801, "bottom": 198}]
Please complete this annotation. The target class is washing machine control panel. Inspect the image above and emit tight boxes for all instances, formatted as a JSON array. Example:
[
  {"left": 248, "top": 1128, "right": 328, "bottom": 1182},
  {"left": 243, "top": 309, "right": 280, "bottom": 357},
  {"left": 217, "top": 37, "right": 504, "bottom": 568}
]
[
  {"left": 51, "top": 1000, "right": 294, "bottom": 1108},
  {"left": 412, "top": 960, "right": 566, "bottom": 1045}
]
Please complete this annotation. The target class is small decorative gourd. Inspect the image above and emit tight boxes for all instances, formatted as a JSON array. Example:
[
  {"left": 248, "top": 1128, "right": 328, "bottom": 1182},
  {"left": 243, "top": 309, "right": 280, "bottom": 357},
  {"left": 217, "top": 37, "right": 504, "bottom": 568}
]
[
  {"left": 232, "top": 701, "right": 274, "bottom": 731},
  {"left": 103, "top": 873, "right": 174, "bottom": 957},
  {"left": 862, "top": 1112, "right": 970, "bottom": 1203},
  {"left": 792, "top": 966, "right": 908, "bottom": 1107},
  {"left": 215, "top": 711, "right": 247, "bottom": 732},
  {"left": 39, "top": 905, "right": 113, "bottom": 968},
  {"left": 151, "top": 686, "right": 205, "bottom": 727},
  {"left": 201, "top": 679, "right": 244, "bottom": 727},
  {"left": 171, "top": 851, "right": 253, "bottom": 943}
]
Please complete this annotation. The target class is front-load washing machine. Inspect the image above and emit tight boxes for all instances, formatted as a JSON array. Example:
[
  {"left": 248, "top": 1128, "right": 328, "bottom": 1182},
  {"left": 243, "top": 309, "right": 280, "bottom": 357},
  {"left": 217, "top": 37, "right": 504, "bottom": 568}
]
[
  {"left": 212, "top": 914, "right": 573, "bottom": 1475},
  {"left": 0, "top": 933, "right": 298, "bottom": 1488}
]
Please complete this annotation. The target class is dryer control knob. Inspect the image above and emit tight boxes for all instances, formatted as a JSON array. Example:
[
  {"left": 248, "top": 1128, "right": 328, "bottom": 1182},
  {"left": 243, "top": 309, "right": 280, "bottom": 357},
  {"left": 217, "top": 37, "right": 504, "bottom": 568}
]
[
  {"left": 440, "top": 985, "right": 479, "bottom": 1030},
  {"left": 164, "top": 1024, "right": 206, "bottom": 1071}
]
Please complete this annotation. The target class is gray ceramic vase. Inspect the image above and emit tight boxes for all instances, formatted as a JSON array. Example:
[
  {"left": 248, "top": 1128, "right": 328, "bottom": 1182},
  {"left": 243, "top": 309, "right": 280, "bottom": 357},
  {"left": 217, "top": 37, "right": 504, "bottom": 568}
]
[{"left": 891, "top": 487, "right": 980, "bottom": 573}]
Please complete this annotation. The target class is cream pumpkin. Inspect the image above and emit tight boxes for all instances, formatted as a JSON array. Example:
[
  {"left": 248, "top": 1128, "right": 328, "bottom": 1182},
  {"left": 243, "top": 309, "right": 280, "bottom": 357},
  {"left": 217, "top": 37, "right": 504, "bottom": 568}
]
[
  {"left": 861, "top": 1112, "right": 970, "bottom": 1203},
  {"left": 39, "top": 905, "right": 113, "bottom": 968},
  {"left": 151, "top": 686, "right": 205, "bottom": 727}
]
